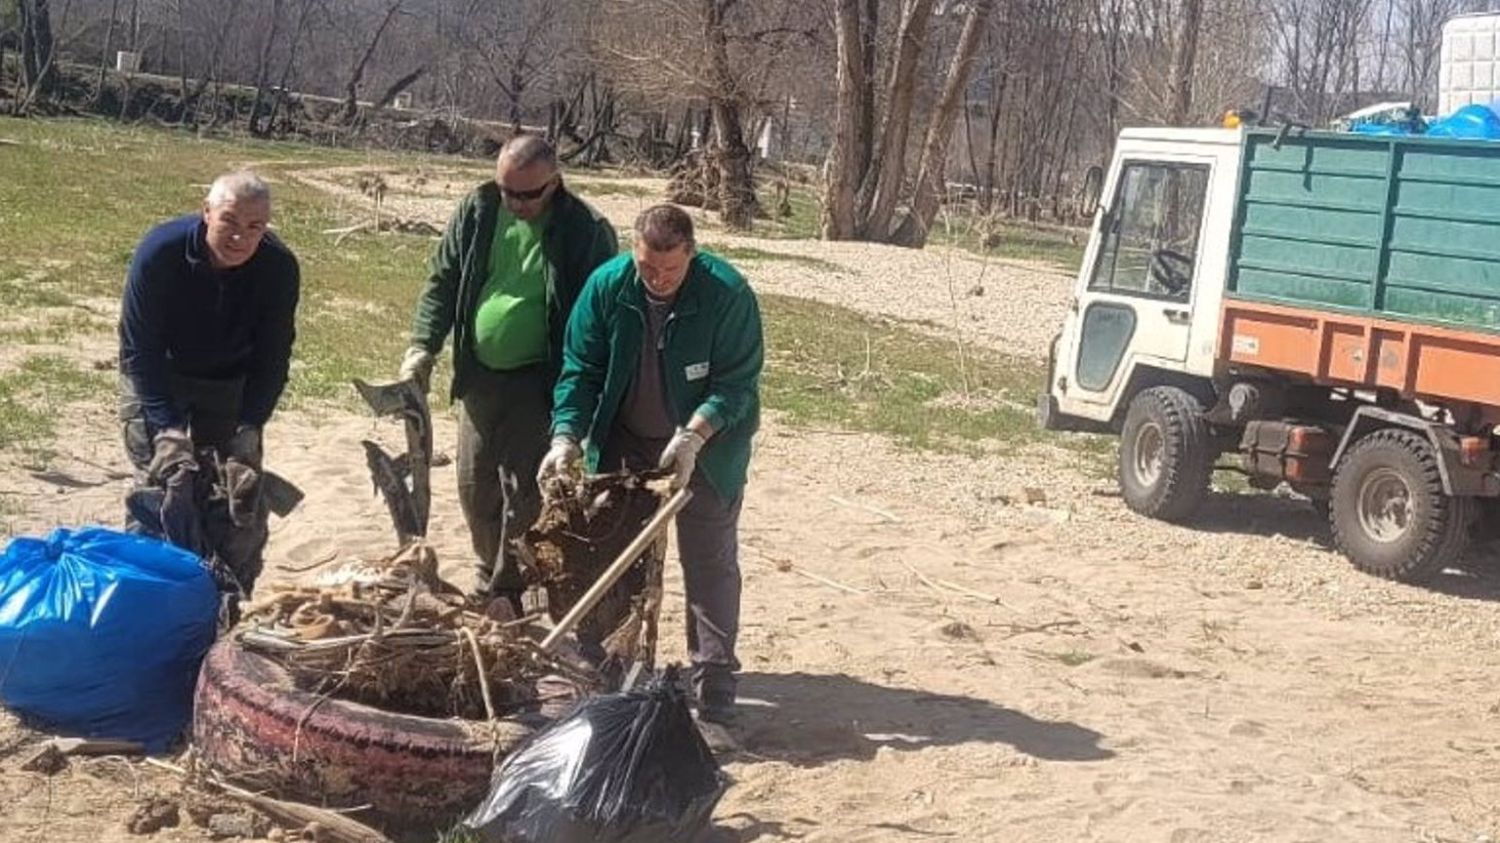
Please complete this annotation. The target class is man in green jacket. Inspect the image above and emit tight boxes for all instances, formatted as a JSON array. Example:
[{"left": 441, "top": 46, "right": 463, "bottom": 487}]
[
  {"left": 539, "top": 204, "right": 763, "bottom": 723},
  {"left": 400, "top": 135, "right": 617, "bottom": 610}
]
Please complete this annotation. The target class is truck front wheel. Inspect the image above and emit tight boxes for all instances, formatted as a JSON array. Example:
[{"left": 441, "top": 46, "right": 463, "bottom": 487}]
[
  {"left": 1330, "top": 428, "right": 1472, "bottom": 583},
  {"left": 1118, "top": 386, "right": 1214, "bottom": 522}
]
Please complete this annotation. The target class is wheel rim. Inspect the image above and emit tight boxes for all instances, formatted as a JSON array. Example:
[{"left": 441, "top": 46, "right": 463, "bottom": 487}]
[
  {"left": 1132, "top": 421, "right": 1165, "bottom": 488},
  {"left": 1357, "top": 467, "right": 1413, "bottom": 543}
]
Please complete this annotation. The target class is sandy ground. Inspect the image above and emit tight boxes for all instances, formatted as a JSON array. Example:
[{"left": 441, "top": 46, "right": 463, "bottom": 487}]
[{"left": 3, "top": 166, "right": 1500, "bottom": 843}]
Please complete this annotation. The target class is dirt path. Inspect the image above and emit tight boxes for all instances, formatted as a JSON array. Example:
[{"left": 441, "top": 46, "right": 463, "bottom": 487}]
[{"left": 3, "top": 167, "right": 1499, "bottom": 843}]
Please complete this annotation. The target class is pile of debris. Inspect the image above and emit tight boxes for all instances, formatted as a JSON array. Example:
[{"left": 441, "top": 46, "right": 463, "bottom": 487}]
[
  {"left": 238, "top": 543, "right": 597, "bottom": 721},
  {"left": 528, "top": 469, "right": 672, "bottom": 684}
]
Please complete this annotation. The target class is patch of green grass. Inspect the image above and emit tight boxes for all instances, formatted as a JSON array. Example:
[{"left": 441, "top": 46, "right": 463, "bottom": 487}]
[
  {"left": 929, "top": 219, "right": 1086, "bottom": 271},
  {"left": 762, "top": 294, "right": 1107, "bottom": 465},
  {"left": 0, "top": 309, "right": 113, "bottom": 346},
  {"left": 755, "top": 183, "right": 822, "bottom": 241},
  {"left": 1039, "top": 648, "right": 1097, "bottom": 667},
  {"left": 701, "top": 242, "right": 846, "bottom": 274},
  {"left": 434, "top": 826, "right": 480, "bottom": 843},
  {"left": 0, "top": 354, "right": 108, "bottom": 456},
  {"left": 569, "top": 178, "right": 655, "bottom": 199}
]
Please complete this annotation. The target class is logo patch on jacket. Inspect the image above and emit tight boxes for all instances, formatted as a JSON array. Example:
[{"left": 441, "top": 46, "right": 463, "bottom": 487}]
[{"left": 684, "top": 361, "right": 710, "bottom": 381}]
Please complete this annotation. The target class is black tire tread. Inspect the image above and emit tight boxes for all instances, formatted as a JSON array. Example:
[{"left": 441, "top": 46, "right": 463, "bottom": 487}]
[
  {"left": 1118, "top": 386, "right": 1214, "bottom": 523},
  {"left": 1330, "top": 428, "right": 1471, "bottom": 583}
]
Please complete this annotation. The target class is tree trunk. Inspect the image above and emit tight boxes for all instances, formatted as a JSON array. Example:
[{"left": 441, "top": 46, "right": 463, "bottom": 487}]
[
  {"left": 822, "top": 0, "right": 865, "bottom": 239},
  {"left": 858, "top": 0, "right": 938, "bottom": 239},
  {"left": 175, "top": 0, "right": 189, "bottom": 109},
  {"left": 19, "top": 0, "right": 57, "bottom": 99},
  {"left": 981, "top": 70, "right": 1008, "bottom": 214},
  {"left": 247, "top": 0, "right": 285, "bottom": 135},
  {"left": 94, "top": 0, "right": 122, "bottom": 108},
  {"left": 711, "top": 98, "right": 756, "bottom": 230},
  {"left": 891, "top": 0, "right": 995, "bottom": 247},
  {"left": 266, "top": 0, "right": 314, "bottom": 131},
  {"left": 1167, "top": 0, "right": 1203, "bottom": 126},
  {"left": 183, "top": 2, "right": 241, "bottom": 125},
  {"left": 341, "top": 0, "right": 405, "bottom": 126},
  {"left": 703, "top": 0, "right": 755, "bottom": 231},
  {"left": 856, "top": 0, "right": 878, "bottom": 178},
  {"left": 374, "top": 65, "right": 425, "bottom": 111}
]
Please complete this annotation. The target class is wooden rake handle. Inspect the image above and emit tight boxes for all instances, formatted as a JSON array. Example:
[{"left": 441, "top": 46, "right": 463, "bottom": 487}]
[{"left": 539, "top": 486, "right": 693, "bottom": 653}]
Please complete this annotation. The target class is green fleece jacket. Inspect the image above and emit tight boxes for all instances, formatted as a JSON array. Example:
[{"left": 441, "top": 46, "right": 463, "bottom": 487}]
[
  {"left": 551, "top": 252, "right": 763, "bottom": 498},
  {"left": 409, "top": 182, "right": 617, "bottom": 400}
]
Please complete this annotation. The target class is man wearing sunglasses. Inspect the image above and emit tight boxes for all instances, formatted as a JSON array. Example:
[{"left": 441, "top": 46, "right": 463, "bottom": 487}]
[{"left": 401, "top": 134, "right": 618, "bottom": 613}]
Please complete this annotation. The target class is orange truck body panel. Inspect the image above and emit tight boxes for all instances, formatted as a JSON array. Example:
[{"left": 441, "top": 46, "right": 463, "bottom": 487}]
[{"left": 1220, "top": 299, "right": 1500, "bottom": 420}]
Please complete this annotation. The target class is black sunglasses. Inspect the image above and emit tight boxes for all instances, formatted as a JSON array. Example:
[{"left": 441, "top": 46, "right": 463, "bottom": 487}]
[{"left": 500, "top": 176, "right": 556, "bottom": 202}]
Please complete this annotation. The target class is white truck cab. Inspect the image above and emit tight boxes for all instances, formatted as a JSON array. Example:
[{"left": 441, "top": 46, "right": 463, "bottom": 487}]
[{"left": 1045, "top": 128, "right": 1243, "bottom": 427}]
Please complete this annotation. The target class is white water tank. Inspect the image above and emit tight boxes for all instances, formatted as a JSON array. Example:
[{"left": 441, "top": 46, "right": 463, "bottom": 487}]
[
  {"left": 115, "top": 50, "right": 141, "bottom": 73},
  {"left": 1439, "top": 13, "right": 1500, "bottom": 115}
]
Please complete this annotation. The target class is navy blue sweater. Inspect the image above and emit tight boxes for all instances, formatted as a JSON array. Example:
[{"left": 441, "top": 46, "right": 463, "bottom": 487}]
[{"left": 118, "top": 215, "right": 300, "bottom": 430}]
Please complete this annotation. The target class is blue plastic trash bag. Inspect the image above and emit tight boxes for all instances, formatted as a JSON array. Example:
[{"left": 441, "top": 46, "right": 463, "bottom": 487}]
[
  {"left": 1426, "top": 103, "right": 1500, "bottom": 139},
  {"left": 0, "top": 526, "right": 218, "bottom": 752}
]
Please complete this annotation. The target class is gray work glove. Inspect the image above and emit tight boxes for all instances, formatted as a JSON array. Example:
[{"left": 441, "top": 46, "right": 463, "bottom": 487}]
[
  {"left": 658, "top": 427, "right": 705, "bottom": 490},
  {"left": 147, "top": 428, "right": 196, "bottom": 484},
  {"left": 536, "top": 436, "right": 582, "bottom": 487},
  {"left": 399, "top": 346, "right": 436, "bottom": 394},
  {"left": 225, "top": 424, "right": 263, "bottom": 468},
  {"left": 222, "top": 459, "right": 262, "bottom": 528}
]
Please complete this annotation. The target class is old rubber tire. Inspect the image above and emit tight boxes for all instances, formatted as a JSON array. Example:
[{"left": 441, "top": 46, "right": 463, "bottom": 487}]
[
  {"left": 193, "top": 639, "right": 536, "bottom": 829},
  {"left": 1118, "top": 386, "right": 1214, "bottom": 522},
  {"left": 1330, "top": 428, "right": 1473, "bottom": 583}
]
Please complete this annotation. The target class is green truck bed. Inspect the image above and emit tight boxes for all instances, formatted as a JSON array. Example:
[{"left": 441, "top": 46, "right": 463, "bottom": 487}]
[{"left": 1229, "top": 128, "right": 1500, "bottom": 332}]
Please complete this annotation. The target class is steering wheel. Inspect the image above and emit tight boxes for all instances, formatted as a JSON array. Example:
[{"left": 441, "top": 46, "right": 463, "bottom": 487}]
[{"left": 1149, "top": 248, "right": 1193, "bottom": 295}]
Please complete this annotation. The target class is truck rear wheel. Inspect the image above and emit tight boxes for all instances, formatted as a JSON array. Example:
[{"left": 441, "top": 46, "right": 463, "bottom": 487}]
[
  {"left": 1118, "top": 386, "right": 1214, "bottom": 522},
  {"left": 1330, "top": 428, "right": 1472, "bottom": 583}
]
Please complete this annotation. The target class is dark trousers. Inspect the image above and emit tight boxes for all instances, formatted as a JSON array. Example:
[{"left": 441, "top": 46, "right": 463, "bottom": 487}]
[
  {"left": 120, "top": 372, "right": 242, "bottom": 479},
  {"left": 600, "top": 429, "right": 744, "bottom": 695},
  {"left": 119, "top": 372, "right": 269, "bottom": 594},
  {"left": 456, "top": 362, "right": 552, "bottom": 595}
]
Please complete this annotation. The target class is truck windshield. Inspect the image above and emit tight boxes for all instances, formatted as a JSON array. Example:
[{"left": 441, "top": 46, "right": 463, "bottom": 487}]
[{"left": 1090, "top": 162, "right": 1210, "bottom": 301}]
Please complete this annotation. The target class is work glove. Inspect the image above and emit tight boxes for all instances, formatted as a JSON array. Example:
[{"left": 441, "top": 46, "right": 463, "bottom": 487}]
[
  {"left": 536, "top": 436, "right": 582, "bottom": 487},
  {"left": 658, "top": 427, "right": 705, "bottom": 490},
  {"left": 399, "top": 346, "right": 436, "bottom": 394},
  {"left": 225, "top": 424, "right": 263, "bottom": 468},
  {"left": 222, "top": 459, "right": 262, "bottom": 528},
  {"left": 147, "top": 428, "right": 196, "bottom": 484}
]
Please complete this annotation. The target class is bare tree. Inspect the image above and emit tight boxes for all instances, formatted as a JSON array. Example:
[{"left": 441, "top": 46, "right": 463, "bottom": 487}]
[
  {"left": 93, "top": 0, "right": 120, "bottom": 108},
  {"left": 339, "top": 0, "right": 404, "bottom": 125},
  {"left": 17, "top": 0, "right": 57, "bottom": 100},
  {"left": 1400, "top": 0, "right": 1461, "bottom": 109},
  {"left": 598, "top": 0, "right": 810, "bottom": 229},
  {"left": 1168, "top": 0, "right": 1204, "bottom": 125},
  {"left": 892, "top": 0, "right": 995, "bottom": 247},
  {"left": 245, "top": 0, "right": 284, "bottom": 134},
  {"left": 824, "top": 0, "right": 996, "bottom": 244},
  {"left": 462, "top": 0, "right": 564, "bottom": 127}
]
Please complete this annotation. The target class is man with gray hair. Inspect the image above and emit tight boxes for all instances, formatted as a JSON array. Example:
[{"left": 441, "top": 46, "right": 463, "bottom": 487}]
[
  {"left": 401, "top": 134, "right": 617, "bottom": 613},
  {"left": 119, "top": 170, "right": 300, "bottom": 593}
]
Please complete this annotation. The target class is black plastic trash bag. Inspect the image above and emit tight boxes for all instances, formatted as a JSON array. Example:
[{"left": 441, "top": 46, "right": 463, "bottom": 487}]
[{"left": 464, "top": 668, "right": 725, "bottom": 843}]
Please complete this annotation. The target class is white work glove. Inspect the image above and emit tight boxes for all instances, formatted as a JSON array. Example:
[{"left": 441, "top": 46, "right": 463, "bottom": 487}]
[
  {"left": 536, "top": 436, "right": 583, "bottom": 487},
  {"left": 658, "top": 428, "right": 705, "bottom": 490},
  {"left": 399, "top": 346, "right": 436, "bottom": 394}
]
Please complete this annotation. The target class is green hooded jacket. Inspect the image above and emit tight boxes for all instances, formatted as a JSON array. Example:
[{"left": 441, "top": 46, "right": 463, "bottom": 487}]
[
  {"left": 551, "top": 251, "right": 763, "bottom": 498},
  {"left": 409, "top": 181, "right": 618, "bottom": 399}
]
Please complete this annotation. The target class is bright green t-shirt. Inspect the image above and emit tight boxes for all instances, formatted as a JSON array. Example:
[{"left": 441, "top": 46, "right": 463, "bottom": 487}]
[{"left": 473, "top": 207, "right": 550, "bottom": 370}]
